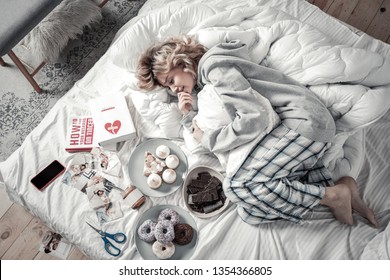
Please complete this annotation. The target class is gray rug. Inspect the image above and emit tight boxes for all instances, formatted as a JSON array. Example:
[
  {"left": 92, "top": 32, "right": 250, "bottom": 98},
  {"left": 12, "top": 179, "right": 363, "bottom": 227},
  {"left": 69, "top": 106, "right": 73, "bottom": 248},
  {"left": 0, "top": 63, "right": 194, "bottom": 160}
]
[{"left": 0, "top": 0, "right": 146, "bottom": 161}]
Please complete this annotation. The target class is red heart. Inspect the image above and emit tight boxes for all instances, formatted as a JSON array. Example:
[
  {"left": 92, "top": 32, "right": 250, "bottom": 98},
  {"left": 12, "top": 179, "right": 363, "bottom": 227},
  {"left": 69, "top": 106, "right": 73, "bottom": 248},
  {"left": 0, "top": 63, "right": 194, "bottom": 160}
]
[{"left": 104, "top": 120, "right": 121, "bottom": 134}]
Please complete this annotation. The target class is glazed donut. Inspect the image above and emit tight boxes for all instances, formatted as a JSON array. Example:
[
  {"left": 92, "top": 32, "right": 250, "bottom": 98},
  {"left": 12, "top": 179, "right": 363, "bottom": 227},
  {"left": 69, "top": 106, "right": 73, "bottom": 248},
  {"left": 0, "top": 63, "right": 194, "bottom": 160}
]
[
  {"left": 154, "top": 220, "right": 175, "bottom": 244},
  {"left": 152, "top": 241, "right": 175, "bottom": 259},
  {"left": 137, "top": 219, "right": 157, "bottom": 243},
  {"left": 158, "top": 208, "right": 180, "bottom": 226},
  {"left": 173, "top": 223, "right": 194, "bottom": 245}
]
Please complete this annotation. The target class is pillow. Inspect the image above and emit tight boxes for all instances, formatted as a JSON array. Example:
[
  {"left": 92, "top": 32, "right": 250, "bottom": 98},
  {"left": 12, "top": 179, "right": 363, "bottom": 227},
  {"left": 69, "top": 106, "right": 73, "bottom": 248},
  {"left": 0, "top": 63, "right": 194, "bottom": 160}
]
[{"left": 129, "top": 87, "right": 183, "bottom": 139}]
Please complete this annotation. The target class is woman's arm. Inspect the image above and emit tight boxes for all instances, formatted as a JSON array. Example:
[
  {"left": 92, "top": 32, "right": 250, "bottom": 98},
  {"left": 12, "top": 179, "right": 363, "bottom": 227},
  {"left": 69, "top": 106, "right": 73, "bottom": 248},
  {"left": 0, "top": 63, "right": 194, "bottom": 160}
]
[
  {"left": 199, "top": 63, "right": 278, "bottom": 153},
  {"left": 180, "top": 110, "right": 197, "bottom": 131}
]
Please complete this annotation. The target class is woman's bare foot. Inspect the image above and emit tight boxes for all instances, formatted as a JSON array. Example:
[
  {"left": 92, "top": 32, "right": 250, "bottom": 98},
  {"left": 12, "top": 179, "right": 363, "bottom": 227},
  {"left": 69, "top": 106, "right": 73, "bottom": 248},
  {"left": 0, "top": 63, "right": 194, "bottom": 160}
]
[
  {"left": 320, "top": 184, "right": 354, "bottom": 225},
  {"left": 336, "top": 176, "right": 379, "bottom": 228}
]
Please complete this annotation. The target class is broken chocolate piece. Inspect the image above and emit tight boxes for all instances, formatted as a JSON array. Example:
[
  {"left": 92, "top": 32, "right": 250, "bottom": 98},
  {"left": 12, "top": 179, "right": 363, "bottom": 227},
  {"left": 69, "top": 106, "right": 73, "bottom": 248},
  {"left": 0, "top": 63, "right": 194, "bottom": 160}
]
[
  {"left": 187, "top": 184, "right": 205, "bottom": 194},
  {"left": 190, "top": 180, "right": 207, "bottom": 188},
  {"left": 203, "top": 200, "right": 224, "bottom": 213},
  {"left": 198, "top": 172, "right": 212, "bottom": 182},
  {"left": 191, "top": 188, "right": 219, "bottom": 204}
]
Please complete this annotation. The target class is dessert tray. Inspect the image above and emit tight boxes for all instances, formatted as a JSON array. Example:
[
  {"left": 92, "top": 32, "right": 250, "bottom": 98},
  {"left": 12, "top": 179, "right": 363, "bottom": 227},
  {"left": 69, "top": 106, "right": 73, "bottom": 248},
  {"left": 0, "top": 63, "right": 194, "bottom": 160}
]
[
  {"left": 128, "top": 139, "right": 188, "bottom": 197},
  {"left": 134, "top": 204, "right": 198, "bottom": 260}
]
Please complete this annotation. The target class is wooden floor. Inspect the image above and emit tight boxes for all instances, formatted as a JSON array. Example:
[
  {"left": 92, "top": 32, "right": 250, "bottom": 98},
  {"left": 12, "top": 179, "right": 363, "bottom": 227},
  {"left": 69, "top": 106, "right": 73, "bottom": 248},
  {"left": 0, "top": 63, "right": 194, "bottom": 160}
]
[
  {"left": 308, "top": 0, "right": 390, "bottom": 43},
  {"left": 1, "top": 0, "right": 390, "bottom": 260}
]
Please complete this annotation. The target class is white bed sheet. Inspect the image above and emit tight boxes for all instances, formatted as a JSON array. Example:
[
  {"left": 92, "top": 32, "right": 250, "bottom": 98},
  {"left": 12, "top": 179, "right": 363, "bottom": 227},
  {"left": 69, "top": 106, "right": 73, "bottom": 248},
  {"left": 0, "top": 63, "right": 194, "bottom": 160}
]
[{"left": 1, "top": 0, "right": 390, "bottom": 260}]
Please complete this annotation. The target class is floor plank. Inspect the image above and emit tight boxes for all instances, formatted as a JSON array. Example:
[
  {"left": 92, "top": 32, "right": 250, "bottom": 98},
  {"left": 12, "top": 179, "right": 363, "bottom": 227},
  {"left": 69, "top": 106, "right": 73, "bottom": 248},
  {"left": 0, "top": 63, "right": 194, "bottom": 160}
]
[
  {"left": 67, "top": 246, "right": 91, "bottom": 260},
  {"left": 1, "top": 217, "right": 50, "bottom": 260},
  {"left": 346, "top": 0, "right": 384, "bottom": 32},
  {"left": 326, "top": 0, "right": 360, "bottom": 22},
  {"left": 366, "top": 0, "right": 390, "bottom": 42},
  {"left": 307, "top": 0, "right": 335, "bottom": 11},
  {"left": 34, "top": 251, "right": 60, "bottom": 260},
  {"left": 0, "top": 204, "right": 34, "bottom": 258}
]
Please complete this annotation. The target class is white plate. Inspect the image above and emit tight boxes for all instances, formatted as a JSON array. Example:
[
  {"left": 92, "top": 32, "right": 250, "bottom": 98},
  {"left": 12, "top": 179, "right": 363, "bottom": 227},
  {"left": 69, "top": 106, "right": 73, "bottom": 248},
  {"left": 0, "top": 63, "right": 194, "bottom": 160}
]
[
  {"left": 135, "top": 205, "right": 198, "bottom": 260},
  {"left": 183, "top": 166, "right": 230, "bottom": 218},
  {"left": 128, "top": 139, "right": 188, "bottom": 197}
]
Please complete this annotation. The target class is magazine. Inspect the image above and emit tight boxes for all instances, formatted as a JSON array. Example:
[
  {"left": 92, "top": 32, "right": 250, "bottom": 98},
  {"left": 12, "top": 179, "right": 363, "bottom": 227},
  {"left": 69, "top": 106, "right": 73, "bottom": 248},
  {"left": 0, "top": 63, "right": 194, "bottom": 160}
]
[
  {"left": 61, "top": 148, "right": 122, "bottom": 190},
  {"left": 85, "top": 176, "right": 123, "bottom": 224},
  {"left": 39, "top": 231, "right": 72, "bottom": 259},
  {"left": 89, "top": 94, "right": 136, "bottom": 148},
  {"left": 61, "top": 150, "right": 124, "bottom": 224},
  {"left": 65, "top": 116, "right": 97, "bottom": 152}
]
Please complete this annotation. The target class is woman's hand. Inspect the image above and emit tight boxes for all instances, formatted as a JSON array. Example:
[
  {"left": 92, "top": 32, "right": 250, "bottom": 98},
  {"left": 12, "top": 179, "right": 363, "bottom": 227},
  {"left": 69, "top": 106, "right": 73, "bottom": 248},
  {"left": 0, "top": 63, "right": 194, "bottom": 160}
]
[
  {"left": 178, "top": 92, "right": 193, "bottom": 115},
  {"left": 192, "top": 119, "right": 204, "bottom": 143}
]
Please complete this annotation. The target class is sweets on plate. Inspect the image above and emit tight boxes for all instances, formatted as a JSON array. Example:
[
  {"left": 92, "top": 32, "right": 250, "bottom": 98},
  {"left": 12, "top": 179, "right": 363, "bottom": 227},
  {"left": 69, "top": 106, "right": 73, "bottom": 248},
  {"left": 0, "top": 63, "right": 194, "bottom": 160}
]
[
  {"left": 154, "top": 220, "right": 175, "bottom": 244},
  {"left": 173, "top": 223, "right": 193, "bottom": 245},
  {"left": 162, "top": 168, "right": 177, "bottom": 184},
  {"left": 143, "top": 146, "right": 181, "bottom": 189},
  {"left": 137, "top": 219, "right": 156, "bottom": 242},
  {"left": 158, "top": 208, "right": 180, "bottom": 226},
  {"left": 147, "top": 173, "right": 162, "bottom": 189},
  {"left": 144, "top": 151, "right": 166, "bottom": 176},
  {"left": 186, "top": 172, "right": 226, "bottom": 214},
  {"left": 165, "top": 154, "right": 180, "bottom": 169},
  {"left": 156, "top": 145, "right": 170, "bottom": 159},
  {"left": 137, "top": 207, "right": 194, "bottom": 260},
  {"left": 152, "top": 241, "right": 175, "bottom": 259}
]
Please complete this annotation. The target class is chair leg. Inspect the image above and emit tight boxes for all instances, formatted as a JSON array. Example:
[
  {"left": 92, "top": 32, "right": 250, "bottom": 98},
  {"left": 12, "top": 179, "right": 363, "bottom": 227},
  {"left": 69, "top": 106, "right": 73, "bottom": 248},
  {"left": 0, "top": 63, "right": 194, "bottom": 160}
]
[
  {"left": 7, "top": 50, "right": 43, "bottom": 93},
  {"left": 0, "top": 56, "right": 6, "bottom": 66}
]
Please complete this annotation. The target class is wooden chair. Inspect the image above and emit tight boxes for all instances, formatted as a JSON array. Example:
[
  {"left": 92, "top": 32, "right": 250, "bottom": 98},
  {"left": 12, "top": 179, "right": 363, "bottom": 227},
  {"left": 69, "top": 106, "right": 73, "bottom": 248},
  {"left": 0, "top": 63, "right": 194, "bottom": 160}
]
[
  {"left": 0, "top": 0, "right": 109, "bottom": 93},
  {"left": 0, "top": 0, "right": 63, "bottom": 93}
]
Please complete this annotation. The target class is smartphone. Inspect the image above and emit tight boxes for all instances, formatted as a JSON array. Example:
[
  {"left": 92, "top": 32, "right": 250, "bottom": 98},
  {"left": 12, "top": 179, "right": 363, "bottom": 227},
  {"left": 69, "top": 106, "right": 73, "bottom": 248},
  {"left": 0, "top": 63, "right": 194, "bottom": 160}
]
[{"left": 31, "top": 160, "right": 66, "bottom": 191}]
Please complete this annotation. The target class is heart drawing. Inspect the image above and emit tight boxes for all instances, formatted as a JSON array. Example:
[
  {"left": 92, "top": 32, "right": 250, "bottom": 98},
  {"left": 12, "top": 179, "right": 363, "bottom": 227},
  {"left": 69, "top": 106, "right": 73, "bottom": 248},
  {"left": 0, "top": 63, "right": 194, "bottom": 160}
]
[{"left": 105, "top": 120, "right": 121, "bottom": 135}]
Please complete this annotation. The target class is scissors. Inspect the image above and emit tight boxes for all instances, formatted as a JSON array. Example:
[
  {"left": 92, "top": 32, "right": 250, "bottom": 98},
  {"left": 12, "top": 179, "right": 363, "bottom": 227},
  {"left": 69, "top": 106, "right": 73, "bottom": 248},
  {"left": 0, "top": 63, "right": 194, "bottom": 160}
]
[{"left": 86, "top": 222, "right": 127, "bottom": 257}]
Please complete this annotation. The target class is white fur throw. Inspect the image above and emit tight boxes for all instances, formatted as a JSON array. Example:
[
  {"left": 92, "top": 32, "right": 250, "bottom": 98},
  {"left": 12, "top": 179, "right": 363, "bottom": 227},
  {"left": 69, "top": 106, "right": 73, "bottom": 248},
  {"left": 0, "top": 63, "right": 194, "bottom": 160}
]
[{"left": 22, "top": 0, "right": 102, "bottom": 63}]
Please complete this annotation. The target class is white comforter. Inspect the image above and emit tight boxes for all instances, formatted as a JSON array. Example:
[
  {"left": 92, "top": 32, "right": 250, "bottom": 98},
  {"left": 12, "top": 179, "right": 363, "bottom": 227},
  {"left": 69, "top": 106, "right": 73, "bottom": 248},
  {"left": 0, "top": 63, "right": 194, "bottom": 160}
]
[
  {"left": 1, "top": 0, "right": 390, "bottom": 260},
  {"left": 112, "top": 2, "right": 390, "bottom": 180}
]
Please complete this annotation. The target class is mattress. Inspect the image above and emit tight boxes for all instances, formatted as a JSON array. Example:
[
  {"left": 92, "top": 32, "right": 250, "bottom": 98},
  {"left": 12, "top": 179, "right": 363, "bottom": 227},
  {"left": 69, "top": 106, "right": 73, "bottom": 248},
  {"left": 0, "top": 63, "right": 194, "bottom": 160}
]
[{"left": 1, "top": 0, "right": 389, "bottom": 260}]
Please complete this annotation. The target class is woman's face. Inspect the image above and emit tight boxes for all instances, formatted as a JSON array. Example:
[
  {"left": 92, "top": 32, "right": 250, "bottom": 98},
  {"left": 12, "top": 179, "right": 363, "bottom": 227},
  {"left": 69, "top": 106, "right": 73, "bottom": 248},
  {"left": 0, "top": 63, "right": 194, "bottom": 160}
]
[{"left": 156, "top": 66, "right": 196, "bottom": 95}]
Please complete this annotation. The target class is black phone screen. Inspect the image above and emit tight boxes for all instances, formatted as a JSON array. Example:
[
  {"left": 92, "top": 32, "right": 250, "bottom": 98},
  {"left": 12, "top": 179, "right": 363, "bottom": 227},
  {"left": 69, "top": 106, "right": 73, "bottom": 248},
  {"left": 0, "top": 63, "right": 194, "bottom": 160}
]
[{"left": 31, "top": 160, "right": 65, "bottom": 190}]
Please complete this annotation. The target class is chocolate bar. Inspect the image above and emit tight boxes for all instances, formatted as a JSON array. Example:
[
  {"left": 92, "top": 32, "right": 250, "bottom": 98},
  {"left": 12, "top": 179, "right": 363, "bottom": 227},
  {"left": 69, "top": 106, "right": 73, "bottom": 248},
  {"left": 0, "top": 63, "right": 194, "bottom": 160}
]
[
  {"left": 203, "top": 200, "right": 224, "bottom": 214},
  {"left": 198, "top": 172, "right": 212, "bottom": 182},
  {"left": 187, "top": 185, "right": 202, "bottom": 194},
  {"left": 209, "top": 176, "right": 221, "bottom": 186},
  {"left": 192, "top": 180, "right": 208, "bottom": 188},
  {"left": 186, "top": 171, "right": 226, "bottom": 214},
  {"left": 191, "top": 188, "right": 219, "bottom": 204}
]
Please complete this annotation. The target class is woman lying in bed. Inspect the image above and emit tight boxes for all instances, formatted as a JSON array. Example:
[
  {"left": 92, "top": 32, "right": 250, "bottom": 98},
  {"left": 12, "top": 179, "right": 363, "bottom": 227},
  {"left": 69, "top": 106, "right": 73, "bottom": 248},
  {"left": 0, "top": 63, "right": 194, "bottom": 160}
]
[{"left": 136, "top": 36, "right": 378, "bottom": 228}]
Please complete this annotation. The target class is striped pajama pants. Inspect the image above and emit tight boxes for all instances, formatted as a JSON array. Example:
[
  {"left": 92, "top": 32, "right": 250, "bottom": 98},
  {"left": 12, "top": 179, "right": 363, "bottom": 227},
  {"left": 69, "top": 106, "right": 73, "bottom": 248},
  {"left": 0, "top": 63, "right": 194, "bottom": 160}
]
[{"left": 224, "top": 124, "right": 333, "bottom": 224}]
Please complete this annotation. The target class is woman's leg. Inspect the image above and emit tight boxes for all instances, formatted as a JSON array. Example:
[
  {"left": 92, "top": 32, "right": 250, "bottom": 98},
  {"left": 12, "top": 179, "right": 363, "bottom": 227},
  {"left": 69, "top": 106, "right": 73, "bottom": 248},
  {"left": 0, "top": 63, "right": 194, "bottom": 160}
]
[
  {"left": 319, "top": 184, "right": 353, "bottom": 225},
  {"left": 335, "top": 176, "right": 378, "bottom": 227},
  {"left": 224, "top": 125, "right": 330, "bottom": 224},
  {"left": 305, "top": 161, "right": 378, "bottom": 226}
]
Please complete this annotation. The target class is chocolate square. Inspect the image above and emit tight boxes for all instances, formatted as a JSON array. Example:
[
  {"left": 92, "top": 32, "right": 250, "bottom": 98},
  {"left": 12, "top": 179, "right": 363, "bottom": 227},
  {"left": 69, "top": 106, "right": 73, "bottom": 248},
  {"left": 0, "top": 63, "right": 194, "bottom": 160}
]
[
  {"left": 203, "top": 200, "right": 224, "bottom": 213},
  {"left": 191, "top": 188, "right": 219, "bottom": 204}
]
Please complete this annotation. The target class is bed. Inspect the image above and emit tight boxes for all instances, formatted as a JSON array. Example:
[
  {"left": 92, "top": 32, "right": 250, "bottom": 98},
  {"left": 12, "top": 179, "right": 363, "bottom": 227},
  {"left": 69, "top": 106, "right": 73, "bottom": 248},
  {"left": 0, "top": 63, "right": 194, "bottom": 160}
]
[{"left": 1, "top": 0, "right": 390, "bottom": 260}]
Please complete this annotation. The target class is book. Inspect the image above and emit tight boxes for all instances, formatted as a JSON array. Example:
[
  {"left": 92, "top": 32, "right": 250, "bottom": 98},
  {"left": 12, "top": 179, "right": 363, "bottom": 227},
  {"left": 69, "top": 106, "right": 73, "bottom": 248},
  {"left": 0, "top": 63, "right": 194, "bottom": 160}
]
[
  {"left": 89, "top": 94, "right": 136, "bottom": 148},
  {"left": 65, "top": 116, "right": 97, "bottom": 152}
]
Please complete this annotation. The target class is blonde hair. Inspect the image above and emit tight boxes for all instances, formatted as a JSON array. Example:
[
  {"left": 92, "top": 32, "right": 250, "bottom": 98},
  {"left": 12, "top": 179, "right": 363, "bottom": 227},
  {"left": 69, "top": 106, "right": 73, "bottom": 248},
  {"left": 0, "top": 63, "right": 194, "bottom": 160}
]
[{"left": 136, "top": 36, "right": 206, "bottom": 90}]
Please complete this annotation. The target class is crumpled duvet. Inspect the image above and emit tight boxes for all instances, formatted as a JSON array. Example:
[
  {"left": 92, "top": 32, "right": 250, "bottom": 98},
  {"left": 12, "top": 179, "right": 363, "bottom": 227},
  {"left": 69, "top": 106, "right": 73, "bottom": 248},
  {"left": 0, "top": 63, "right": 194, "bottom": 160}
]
[{"left": 114, "top": 3, "right": 390, "bottom": 180}]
